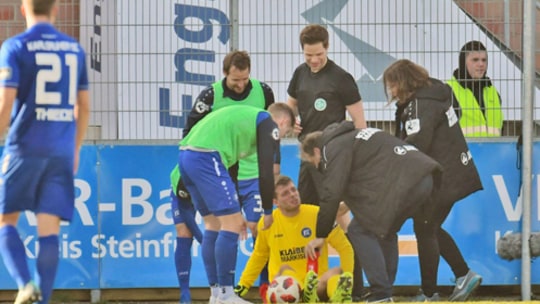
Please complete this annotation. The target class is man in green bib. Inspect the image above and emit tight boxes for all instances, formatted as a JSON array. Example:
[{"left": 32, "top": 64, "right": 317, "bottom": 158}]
[
  {"left": 179, "top": 103, "right": 294, "bottom": 304},
  {"left": 179, "top": 50, "right": 277, "bottom": 301}
]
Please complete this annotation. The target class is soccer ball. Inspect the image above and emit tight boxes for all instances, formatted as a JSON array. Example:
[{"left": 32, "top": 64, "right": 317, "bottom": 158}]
[{"left": 266, "top": 275, "right": 301, "bottom": 303}]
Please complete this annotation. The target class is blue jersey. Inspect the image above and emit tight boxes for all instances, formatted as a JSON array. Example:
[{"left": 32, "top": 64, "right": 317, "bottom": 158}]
[{"left": 0, "top": 23, "right": 89, "bottom": 157}]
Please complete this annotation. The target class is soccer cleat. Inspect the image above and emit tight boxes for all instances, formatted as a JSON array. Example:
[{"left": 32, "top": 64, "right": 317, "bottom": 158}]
[
  {"left": 410, "top": 289, "right": 440, "bottom": 302},
  {"left": 330, "top": 271, "right": 353, "bottom": 303},
  {"left": 448, "top": 270, "right": 482, "bottom": 301},
  {"left": 302, "top": 270, "right": 320, "bottom": 303},
  {"left": 14, "top": 281, "right": 42, "bottom": 304},
  {"left": 216, "top": 293, "right": 253, "bottom": 304}
]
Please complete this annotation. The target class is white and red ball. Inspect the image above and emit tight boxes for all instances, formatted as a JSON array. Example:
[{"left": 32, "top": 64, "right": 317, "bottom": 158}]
[{"left": 266, "top": 275, "right": 301, "bottom": 303}]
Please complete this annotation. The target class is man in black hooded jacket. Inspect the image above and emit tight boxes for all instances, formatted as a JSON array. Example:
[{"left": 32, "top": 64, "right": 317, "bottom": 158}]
[{"left": 301, "top": 121, "right": 441, "bottom": 303}]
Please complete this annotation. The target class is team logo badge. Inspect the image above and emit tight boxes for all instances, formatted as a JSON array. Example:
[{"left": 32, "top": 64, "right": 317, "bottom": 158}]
[
  {"left": 194, "top": 100, "right": 209, "bottom": 114},
  {"left": 393, "top": 146, "right": 407, "bottom": 155},
  {"left": 0, "top": 67, "right": 11, "bottom": 81},
  {"left": 460, "top": 151, "right": 471, "bottom": 165},
  {"left": 314, "top": 98, "right": 327, "bottom": 111},
  {"left": 301, "top": 227, "right": 312, "bottom": 238},
  {"left": 177, "top": 190, "right": 189, "bottom": 199},
  {"left": 405, "top": 118, "right": 420, "bottom": 135},
  {"left": 272, "top": 128, "right": 279, "bottom": 140}
]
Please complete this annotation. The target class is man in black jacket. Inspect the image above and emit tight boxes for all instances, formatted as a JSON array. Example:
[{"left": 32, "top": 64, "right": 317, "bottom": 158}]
[{"left": 301, "top": 121, "right": 441, "bottom": 303}]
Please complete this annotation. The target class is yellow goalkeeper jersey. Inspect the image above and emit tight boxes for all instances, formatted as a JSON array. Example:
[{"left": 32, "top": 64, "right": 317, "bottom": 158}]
[{"left": 238, "top": 204, "right": 354, "bottom": 287}]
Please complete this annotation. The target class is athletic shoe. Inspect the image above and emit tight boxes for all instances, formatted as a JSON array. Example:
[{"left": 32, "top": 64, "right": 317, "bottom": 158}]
[
  {"left": 352, "top": 287, "right": 372, "bottom": 301},
  {"left": 330, "top": 271, "right": 353, "bottom": 303},
  {"left": 216, "top": 293, "right": 253, "bottom": 304},
  {"left": 209, "top": 296, "right": 217, "bottom": 304},
  {"left": 410, "top": 289, "right": 440, "bottom": 302},
  {"left": 365, "top": 297, "right": 394, "bottom": 303},
  {"left": 259, "top": 282, "right": 269, "bottom": 304},
  {"left": 14, "top": 281, "right": 41, "bottom": 304},
  {"left": 302, "top": 270, "right": 319, "bottom": 303},
  {"left": 352, "top": 289, "right": 372, "bottom": 302},
  {"left": 448, "top": 270, "right": 482, "bottom": 301}
]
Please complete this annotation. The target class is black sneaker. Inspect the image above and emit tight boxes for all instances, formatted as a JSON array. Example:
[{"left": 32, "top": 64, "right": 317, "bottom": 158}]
[
  {"left": 365, "top": 297, "right": 393, "bottom": 303},
  {"left": 352, "top": 288, "right": 372, "bottom": 302}
]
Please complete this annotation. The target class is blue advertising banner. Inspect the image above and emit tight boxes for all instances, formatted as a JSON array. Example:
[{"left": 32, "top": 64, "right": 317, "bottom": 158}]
[
  {"left": 0, "top": 146, "right": 100, "bottom": 289},
  {"left": 0, "top": 141, "right": 538, "bottom": 289}
]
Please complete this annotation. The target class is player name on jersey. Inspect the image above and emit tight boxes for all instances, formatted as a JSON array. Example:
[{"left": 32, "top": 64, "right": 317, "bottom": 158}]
[
  {"left": 27, "top": 40, "right": 81, "bottom": 52},
  {"left": 35, "top": 107, "right": 74, "bottom": 122}
]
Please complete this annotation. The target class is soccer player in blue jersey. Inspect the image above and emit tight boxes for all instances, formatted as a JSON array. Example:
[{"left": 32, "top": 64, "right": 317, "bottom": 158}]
[{"left": 0, "top": 1, "right": 90, "bottom": 304}]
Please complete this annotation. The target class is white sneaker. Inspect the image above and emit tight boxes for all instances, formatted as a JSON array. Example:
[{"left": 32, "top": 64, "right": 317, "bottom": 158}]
[
  {"left": 217, "top": 293, "right": 253, "bottom": 304},
  {"left": 15, "top": 281, "right": 42, "bottom": 304}
]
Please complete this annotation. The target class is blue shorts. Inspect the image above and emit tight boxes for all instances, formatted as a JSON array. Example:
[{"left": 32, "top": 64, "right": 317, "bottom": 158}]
[
  {"left": 238, "top": 178, "right": 263, "bottom": 223},
  {"left": 170, "top": 189, "right": 203, "bottom": 243},
  {"left": 178, "top": 150, "right": 240, "bottom": 217},
  {"left": 0, "top": 153, "right": 75, "bottom": 221},
  {"left": 170, "top": 189, "right": 196, "bottom": 225}
]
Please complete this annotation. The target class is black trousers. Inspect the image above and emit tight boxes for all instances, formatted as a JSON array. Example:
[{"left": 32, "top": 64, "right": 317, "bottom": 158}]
[{"left": 413, "top": 198, "right": 470, "bottom": 296}]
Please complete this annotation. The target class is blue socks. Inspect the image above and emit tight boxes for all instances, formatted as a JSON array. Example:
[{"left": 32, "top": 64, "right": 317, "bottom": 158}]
[
  {"left": 0, "top": 225, "right": 31, "bottom": 288},
  {"left": 0, "top": 227, "right": 59, "bottom": 303},
  {"left": 176, "top": 237, "right": 193, "bottom": 303},
  {"left": 201, "top": 230, "right": 219, "bottom": 286},
  {"left": 36, "top": 235, "right": 59, "bottom": 304},
  {"left": 215, "top": 231, "right": 239, "bottom": 286}
]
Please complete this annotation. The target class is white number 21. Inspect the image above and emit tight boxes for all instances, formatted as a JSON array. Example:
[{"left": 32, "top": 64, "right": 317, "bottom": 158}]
[{"left": 35, "top": 53, "right": 77, "bottom": 105}]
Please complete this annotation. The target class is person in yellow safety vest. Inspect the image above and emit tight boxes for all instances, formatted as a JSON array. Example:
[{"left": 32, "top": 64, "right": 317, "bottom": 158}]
[{"left": 447, "top": 40, "right": 503, "bottom": 137}]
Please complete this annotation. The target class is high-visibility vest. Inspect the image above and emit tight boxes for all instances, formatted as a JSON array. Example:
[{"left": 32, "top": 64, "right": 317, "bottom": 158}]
[
  {"left": 212, "top": 79, "right": 265, "bottom": 180},
  {"left": 212, "top": 79, "right": 265, "bottom": 110},
  {"left": 447, "top": 77, "right": 503, "bottom": 137}
]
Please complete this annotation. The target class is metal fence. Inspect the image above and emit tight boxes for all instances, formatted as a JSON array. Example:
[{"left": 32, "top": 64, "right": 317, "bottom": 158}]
[{"left": 2, "top": 0, "right": 539, "bottom": 140}]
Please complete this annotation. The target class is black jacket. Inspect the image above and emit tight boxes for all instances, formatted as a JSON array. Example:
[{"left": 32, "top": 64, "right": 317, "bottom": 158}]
[
  {"left": 395, "top": 78, "right": 483, "bottom": 205},
  {"left": 316, "top": 121, "right": 442, "bottom": 239}
]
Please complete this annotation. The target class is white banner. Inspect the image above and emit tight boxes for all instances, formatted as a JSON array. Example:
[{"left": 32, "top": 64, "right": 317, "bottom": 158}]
[{"left": 80, "top": 0, "right": 538, "bottom": 139}]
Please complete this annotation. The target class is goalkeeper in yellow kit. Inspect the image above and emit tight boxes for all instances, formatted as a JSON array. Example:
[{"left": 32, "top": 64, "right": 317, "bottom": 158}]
[{"left": 235, "top": 175, "right": 354, "bottom": 303}]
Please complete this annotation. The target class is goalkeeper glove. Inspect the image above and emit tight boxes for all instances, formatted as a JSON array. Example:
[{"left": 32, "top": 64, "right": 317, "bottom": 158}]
[{"left": 234, "top": 284, "right": 249, "bottom": 297}]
